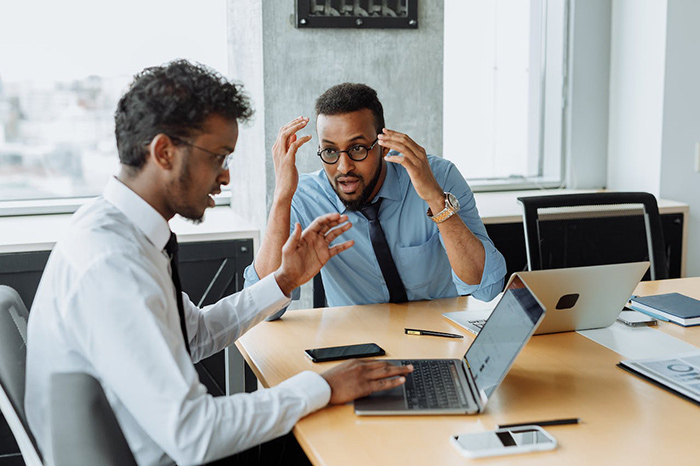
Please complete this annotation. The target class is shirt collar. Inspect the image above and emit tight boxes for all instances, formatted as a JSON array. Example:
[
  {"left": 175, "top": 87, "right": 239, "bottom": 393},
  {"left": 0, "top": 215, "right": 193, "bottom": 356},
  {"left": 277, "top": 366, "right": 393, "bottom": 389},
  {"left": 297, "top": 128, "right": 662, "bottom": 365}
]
[
  {"left": 321, "top": 161, "right": 404, "bottom": 214},
  {"left": 103, "top": 176, "right": 172, "bottom": 251}
]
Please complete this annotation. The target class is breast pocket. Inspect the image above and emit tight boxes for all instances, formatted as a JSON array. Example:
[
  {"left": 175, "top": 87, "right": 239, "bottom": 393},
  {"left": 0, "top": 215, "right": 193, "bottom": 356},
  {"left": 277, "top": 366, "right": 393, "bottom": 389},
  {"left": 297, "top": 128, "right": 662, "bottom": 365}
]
[{"left": 393, "top": 230, "right": 453, "bottom": 299}]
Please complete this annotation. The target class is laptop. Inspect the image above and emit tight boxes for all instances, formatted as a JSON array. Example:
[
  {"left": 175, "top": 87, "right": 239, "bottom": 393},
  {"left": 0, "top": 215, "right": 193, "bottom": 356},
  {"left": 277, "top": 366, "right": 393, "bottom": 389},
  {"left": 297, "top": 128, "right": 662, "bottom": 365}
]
[
  {"left": 444, "top": 261, "right": 650, "bottom": 336},
  {"left": 354, "top": 276, "right": 545, "bottom": 415}
]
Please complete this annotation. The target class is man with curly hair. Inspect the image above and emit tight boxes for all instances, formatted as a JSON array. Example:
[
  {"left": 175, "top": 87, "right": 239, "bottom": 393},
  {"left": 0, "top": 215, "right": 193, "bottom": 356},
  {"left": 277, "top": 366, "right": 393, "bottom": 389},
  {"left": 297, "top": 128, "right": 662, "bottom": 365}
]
[
  {"left": 246, "top": 83, "right": 506, "bottom": 317},
  {"left": 25, "top": 62, "right": 411, "bottom": 465}
]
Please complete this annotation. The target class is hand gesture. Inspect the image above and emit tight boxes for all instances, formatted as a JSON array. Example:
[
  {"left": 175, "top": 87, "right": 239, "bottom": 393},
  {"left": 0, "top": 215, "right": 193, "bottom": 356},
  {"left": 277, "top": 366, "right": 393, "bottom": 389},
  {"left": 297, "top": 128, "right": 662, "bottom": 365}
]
[
  {"left": 321, "top": 359, "right": 413, "bottom": 405},
  {"left": 274, "top": 213, "right": 354, "bottom": 295},
  {"left": 272, "top": 116, "right": 311, "bottom": 202},
  {"left": 378, "top": 129, "right": 444, "bottom": 207}
]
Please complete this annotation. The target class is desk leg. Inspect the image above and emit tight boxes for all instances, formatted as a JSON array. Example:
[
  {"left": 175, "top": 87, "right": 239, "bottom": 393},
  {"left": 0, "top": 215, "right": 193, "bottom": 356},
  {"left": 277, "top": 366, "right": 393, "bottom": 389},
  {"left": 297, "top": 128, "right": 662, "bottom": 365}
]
[{"left": 224, "top": 346, "right": 257, "bottom": 394}]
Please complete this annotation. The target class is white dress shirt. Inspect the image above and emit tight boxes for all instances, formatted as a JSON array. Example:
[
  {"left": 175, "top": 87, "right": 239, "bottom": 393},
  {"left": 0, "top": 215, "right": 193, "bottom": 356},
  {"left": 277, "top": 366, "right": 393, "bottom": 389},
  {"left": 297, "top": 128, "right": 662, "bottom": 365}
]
[{"left": 25, "top": 177, "right": 331, "bottom": 466}]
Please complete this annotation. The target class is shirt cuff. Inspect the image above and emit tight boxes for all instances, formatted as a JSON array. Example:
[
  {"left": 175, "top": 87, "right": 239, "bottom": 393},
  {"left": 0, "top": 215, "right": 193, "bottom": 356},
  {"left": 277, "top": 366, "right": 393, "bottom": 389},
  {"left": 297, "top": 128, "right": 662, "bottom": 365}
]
[
  {"left": 255, "top": 274, "right": 293, "bottom": 316},
  {"left": 277, "top": 370, "right": 332, "bottom": 415}
]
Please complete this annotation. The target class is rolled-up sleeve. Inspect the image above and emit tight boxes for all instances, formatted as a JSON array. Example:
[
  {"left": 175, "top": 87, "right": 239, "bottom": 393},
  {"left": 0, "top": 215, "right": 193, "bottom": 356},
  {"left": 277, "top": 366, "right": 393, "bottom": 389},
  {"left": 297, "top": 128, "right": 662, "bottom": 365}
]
[{"left": 439, "top": 161, "right": 507, "bottom": 301}]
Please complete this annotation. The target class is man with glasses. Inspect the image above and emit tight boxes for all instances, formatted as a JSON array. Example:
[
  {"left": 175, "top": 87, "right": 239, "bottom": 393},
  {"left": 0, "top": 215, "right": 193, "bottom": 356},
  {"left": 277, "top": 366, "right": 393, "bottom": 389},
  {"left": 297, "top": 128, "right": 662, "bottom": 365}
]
[
  {"left": 26, "top": 63, "right": 412, "bottom": 465},
  {"left": 245, "top": 83, "right": 506, "bottom": 316}
]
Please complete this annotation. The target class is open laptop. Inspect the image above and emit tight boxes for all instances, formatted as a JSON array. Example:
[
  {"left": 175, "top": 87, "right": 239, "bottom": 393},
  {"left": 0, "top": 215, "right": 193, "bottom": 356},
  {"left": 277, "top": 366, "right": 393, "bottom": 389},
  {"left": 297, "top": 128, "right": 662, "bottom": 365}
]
[
  {"left": 444, "top": 261, "right": 650, "bottom": 336},
  {"left": 354, "top": 276, "right": 545, "bottom": 415}
]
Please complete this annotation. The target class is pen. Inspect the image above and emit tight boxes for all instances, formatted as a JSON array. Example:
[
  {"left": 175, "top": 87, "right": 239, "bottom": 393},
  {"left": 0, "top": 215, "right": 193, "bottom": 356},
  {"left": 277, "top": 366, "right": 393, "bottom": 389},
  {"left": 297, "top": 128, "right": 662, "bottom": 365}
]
[
  {"left": 497, "top": 418, "right": 580, "bottom": 429},
  {"left": 404, "top": 328, "right": 463, "bottom": 339}
]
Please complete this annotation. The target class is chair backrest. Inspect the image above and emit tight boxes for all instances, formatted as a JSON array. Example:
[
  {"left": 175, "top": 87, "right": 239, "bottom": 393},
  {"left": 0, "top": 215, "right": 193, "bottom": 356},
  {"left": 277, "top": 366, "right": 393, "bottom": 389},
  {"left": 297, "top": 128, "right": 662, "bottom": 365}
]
[
  {"left": 0, "top": 285, "right": 43, "bottom": 465},
  {"left": 50, "top": 372, "right": 136, "bottom": 466},
  {"left": 518, "top": 192, "right": 669, "bottom": 280}
]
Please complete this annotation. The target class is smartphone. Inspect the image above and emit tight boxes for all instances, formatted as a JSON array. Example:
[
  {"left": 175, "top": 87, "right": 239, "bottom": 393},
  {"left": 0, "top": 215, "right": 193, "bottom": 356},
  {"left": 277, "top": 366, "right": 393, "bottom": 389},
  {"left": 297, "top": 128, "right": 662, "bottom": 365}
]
[
  {"left": 617, "top": 308, "right": 658, "bottom": 327},
  {"left": 451, "top": 426, "right": 557, "bottom": 459},
  {"left": 304, "top": 343, "right": 385, "bottom": 363}
]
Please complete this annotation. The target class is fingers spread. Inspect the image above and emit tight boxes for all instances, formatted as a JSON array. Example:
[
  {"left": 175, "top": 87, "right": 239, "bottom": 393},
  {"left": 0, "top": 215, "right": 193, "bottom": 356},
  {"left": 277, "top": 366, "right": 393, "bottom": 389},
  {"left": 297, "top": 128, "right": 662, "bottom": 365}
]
[
  {"left": 329, "top": 240, "right": 354, "bottom": 257},
  {"left": 289, "top": 134, "right": 312, "bottom": 154},
  {"left": 323, "top": 222, "right": 353, "bottom": 243}
]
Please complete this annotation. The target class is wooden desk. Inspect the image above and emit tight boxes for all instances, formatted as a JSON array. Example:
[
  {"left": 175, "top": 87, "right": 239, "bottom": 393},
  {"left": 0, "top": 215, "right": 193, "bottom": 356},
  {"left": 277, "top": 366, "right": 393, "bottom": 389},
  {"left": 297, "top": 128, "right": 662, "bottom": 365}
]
[{"left": 237, "top": 278, "right": 700, "bottom": 465}]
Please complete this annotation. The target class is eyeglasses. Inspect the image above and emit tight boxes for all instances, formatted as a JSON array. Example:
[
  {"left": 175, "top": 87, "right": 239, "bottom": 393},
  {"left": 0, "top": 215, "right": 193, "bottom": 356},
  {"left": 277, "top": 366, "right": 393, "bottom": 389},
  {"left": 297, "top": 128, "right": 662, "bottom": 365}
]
[
  {"left": 168, "top": 135, "right": 234, "bottom": 170},
  {"left": 317, "top": 138, "right": 379, "bottom": 165}
]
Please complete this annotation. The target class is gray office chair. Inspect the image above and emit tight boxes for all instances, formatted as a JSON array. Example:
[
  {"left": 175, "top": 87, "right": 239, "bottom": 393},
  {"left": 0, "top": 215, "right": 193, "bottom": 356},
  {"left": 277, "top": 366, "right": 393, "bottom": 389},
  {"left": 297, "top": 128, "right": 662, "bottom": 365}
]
[
  {"left": 50, "top": 372, "right": 136, "bottom": 466},
  {"left": 0, "top": 285, "right": 43, "bottom": 466},
  {"left": 518, "top": 192, "right": 669, "bottom": 280}
]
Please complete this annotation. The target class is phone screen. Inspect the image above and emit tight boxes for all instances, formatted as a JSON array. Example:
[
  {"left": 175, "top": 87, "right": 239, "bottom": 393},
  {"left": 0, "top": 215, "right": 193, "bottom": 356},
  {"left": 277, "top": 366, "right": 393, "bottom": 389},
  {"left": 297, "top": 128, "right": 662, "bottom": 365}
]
[
  {"left": 453, "top": 427, "right": 555, "bottom": 453},
  {"left": 304, "top": 343, "right": 385, "bottom": 362}
]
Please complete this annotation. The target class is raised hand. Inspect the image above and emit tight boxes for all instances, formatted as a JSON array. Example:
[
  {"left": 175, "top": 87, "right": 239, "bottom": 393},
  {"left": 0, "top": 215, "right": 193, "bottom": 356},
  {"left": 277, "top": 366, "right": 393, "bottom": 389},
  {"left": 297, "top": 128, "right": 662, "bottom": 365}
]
[
  {"left": 272, "top": 116, "right": 311, "bottom": 202},
  {"left": 378, "top": 129, "right": 445, "bottom": 210},
  {"left": 274, "top": 213, "right": 354, "bottom": 296},
  {"left": 321, "top": 359, "right": 413, "bottom": 405}
]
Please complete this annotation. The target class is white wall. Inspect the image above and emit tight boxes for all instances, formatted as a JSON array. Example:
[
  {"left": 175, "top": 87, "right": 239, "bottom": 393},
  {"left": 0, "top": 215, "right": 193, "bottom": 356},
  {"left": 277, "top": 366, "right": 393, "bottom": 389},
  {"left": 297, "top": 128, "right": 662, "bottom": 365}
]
[
  {"left": 606, "top": 0, "right": 700, "bottom": 275},
  {"left": 658, "top": 0, "right": 700, "bottom": 276},
  {"left": 606, "top": 0, "right": 667, "bottom": 195}
]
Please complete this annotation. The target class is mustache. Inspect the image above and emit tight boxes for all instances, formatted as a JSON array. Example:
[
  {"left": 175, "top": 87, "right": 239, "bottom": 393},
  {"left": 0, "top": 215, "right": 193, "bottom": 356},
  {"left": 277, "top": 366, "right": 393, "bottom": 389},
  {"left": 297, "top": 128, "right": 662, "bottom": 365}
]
[{"left": 334, "top": 172, "right": 363, "bottom": 182}]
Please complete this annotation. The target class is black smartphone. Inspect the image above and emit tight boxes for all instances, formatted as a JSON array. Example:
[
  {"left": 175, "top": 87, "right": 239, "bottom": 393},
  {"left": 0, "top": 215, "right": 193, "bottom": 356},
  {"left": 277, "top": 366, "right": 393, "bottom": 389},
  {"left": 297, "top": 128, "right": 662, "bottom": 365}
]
[{"left": 304, "top": 343, "right": 385, "bottom": 363}]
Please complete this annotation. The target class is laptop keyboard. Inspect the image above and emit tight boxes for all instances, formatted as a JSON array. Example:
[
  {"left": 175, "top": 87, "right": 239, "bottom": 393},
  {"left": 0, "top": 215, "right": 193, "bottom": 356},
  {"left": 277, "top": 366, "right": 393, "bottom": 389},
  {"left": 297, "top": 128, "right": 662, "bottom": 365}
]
[
  {"left": 469, "top": 319, "right": 487, "bottom": 329},
  {"left": 402, "top": 360, "right": 467, "bottom": 410}
]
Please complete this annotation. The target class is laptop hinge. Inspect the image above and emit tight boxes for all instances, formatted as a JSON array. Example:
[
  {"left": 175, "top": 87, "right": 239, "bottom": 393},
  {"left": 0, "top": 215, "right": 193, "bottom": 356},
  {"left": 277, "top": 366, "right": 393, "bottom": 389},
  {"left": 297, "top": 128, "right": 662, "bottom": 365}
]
[{"left": 461, "top": 359, "right": 483, "bottom": 411}]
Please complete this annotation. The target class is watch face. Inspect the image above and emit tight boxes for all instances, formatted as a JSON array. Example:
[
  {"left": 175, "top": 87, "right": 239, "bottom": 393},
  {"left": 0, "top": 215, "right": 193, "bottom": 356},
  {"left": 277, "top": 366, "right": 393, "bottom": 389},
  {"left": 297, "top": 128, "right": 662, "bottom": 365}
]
[{"left": 446, "top": 192, "right": 460, "bottom": 210}]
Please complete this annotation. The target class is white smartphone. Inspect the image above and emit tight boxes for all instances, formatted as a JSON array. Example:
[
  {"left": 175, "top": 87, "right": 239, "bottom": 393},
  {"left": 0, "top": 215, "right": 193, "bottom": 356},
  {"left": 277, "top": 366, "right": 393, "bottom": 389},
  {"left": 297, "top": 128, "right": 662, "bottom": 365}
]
[
  {"left": 617, "top": 308, "right": 658, "bottom": 327},
  {"left": 451, "top": 426, "right": 557, "bottom": 459}
]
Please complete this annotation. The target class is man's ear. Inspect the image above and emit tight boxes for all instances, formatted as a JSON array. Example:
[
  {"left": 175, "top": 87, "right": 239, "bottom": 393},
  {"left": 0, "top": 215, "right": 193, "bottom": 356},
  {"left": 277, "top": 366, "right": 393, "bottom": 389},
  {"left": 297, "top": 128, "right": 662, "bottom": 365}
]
[
  {"left": 148, "top": 134, "right": 177, "bottom": 170},
  {"left": 381, "top": 145, "right": 391, "bottom": 157}
]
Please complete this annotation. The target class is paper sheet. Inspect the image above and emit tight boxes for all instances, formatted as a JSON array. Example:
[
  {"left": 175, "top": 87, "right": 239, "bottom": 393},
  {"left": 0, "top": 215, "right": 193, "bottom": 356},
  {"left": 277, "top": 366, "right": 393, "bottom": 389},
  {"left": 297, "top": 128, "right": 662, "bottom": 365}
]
[{"left": 578, "top": 321, "right": 698, "bottom": 359}]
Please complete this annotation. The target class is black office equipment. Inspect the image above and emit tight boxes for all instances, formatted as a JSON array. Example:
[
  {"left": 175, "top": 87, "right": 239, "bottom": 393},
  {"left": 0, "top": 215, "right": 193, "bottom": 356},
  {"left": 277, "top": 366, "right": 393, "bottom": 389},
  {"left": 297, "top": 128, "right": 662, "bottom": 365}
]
[{"left": 517, "top": 192, "right": 669, "bottom": 281}]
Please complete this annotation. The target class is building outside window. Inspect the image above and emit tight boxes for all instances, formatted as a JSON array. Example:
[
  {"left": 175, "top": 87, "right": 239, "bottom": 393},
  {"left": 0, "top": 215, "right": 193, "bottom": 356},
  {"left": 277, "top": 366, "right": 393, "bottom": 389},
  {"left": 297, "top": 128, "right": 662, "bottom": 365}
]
[{"left": 0, "top": 0, "right": 228, "bottom": 205}]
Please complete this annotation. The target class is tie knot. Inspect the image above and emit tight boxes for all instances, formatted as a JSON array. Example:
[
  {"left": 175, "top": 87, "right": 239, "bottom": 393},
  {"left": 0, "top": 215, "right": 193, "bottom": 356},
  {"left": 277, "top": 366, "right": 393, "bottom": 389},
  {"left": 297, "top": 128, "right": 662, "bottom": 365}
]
[
  {"left": 165, "top": 232, "right": 179, "bottom": 257},
  {"left": 360, "top": 198, "right": 382, "bottom": 221}
]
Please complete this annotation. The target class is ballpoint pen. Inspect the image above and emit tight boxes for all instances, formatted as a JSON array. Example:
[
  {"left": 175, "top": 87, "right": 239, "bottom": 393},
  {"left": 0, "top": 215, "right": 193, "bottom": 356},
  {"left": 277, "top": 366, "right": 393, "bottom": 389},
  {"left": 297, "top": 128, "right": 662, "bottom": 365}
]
[
  {"left": 404, "top": 328, "right": 463, "bottom": 339},
  {"left": 497, "top": 418, "right": 581, "bottom": 429}
]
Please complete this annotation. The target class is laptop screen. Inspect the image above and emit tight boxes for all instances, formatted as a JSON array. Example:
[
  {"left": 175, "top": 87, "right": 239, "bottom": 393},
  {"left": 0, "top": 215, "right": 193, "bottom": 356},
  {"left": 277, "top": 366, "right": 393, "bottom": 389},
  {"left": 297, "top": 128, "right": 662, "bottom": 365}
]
[{"left": 464, "top": 276, "right": 545, "bottom": 398}]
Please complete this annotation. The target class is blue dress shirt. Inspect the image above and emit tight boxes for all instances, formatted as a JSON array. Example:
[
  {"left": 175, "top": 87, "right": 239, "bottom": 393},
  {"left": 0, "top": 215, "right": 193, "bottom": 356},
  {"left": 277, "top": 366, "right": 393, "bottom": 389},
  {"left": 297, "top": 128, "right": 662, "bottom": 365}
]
[{"left": 244, "top": 155, "right": 506, "bottom": 310}]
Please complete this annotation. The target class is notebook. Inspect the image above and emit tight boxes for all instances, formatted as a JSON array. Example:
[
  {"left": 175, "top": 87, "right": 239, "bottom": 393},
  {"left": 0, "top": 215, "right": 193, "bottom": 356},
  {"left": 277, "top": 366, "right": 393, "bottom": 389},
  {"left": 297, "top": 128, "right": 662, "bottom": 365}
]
[
  {"left": 444, "top": 262, "right": 650, "bottom": 336},
  {"left": 353, "top": 276, "right": 545, "bottom": 415},
  {"left": 629, "top": 293, "right": 700, "bottom": 327}
]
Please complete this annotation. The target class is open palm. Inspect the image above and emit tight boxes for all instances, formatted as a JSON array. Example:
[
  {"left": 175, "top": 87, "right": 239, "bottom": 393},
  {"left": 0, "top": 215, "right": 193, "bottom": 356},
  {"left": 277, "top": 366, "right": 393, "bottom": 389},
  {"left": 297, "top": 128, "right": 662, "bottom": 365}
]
[{"left": 276, "top": 213, "right": 354, "bottom": 295}]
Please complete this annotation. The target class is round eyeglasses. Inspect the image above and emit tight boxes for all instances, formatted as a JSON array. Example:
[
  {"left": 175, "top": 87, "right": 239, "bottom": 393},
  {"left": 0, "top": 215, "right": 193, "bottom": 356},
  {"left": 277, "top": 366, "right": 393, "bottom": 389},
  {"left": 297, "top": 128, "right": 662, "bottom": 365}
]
[{"left": 317, "top": 138, "right": 379, "bottom": 165}]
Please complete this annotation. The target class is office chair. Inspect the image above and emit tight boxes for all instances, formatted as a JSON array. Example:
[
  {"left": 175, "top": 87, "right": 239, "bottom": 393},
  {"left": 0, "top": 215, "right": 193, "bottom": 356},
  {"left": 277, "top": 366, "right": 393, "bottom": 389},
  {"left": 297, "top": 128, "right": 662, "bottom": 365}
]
[
  {"left": 518, "top": 192, "right": 669, "bottom": 281},
  {"left": 50, "top": 372, "right": 136, "bottom": 466},
  {"left": 0, "top": 285, "right": 43, "bottom": 466}
]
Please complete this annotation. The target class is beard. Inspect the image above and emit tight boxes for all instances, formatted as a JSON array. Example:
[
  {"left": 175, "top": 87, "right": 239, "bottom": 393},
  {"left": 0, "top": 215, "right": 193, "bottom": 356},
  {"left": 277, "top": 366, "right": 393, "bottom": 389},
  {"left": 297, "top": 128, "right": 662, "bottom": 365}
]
[
  {"left": 169, "top": 151, "right": 205, "bottom": 224},
  {"left": 335, "top": 158, "right": 383, "bottom": 211}
]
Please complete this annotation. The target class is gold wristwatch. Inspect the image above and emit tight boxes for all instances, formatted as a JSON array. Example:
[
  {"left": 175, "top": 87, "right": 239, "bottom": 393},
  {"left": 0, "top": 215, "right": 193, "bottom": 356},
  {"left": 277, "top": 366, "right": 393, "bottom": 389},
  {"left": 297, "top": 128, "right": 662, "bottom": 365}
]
[{"left": 427, "top": 192, "right": 460, "bottom": 224}]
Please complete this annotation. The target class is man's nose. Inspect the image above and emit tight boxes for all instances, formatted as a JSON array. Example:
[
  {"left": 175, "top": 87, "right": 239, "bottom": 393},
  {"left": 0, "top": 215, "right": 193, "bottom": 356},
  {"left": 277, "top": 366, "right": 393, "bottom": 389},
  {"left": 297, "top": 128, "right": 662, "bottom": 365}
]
[
  {"left": 336, "top": 152, "right": 355, "bottom": 174},
  {"left": 218, "top": 167, "right": 230, "bottom": 186}
]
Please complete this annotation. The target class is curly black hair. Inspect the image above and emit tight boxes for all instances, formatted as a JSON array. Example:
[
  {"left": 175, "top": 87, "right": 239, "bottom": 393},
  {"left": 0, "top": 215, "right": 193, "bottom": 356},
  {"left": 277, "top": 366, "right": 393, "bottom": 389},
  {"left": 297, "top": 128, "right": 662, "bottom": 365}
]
[
  {"left": 315, "top": 83, "right": 385, "bottom": 133},
  {"left": 115, "top": 59, "right": 253, "bottom": 171}
]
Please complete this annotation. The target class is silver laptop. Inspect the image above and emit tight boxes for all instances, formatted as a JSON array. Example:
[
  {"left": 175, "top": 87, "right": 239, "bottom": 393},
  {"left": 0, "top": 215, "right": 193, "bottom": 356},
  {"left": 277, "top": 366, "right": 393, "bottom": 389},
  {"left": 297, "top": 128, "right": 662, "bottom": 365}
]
[
  {"left": 445, "top": 261, "right": 650, "bottom": 336},
  {"left": 354, "top": 276, "right": 545, "bottom": 415}
]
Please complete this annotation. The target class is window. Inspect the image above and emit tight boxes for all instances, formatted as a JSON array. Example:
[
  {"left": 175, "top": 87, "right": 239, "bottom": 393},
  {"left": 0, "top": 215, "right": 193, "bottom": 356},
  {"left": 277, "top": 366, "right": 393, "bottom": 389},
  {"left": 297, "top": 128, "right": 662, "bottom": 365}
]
[
  {"left": 443, "top": 0, "right": 569, "bottom": 190},
  {"left": 0, "top": 0, "right": 228, "bottom": 206}
]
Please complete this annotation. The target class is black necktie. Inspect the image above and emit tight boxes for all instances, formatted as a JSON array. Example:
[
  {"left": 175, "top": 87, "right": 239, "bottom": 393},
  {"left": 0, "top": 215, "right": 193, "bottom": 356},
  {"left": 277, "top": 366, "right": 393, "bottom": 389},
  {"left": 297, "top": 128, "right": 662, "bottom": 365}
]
[
  {"left": 360, "top": 199, "right": 408, "bottom": 303},
  {"left": 164, "top": 232, "right": 191, "bottom": 355}
]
